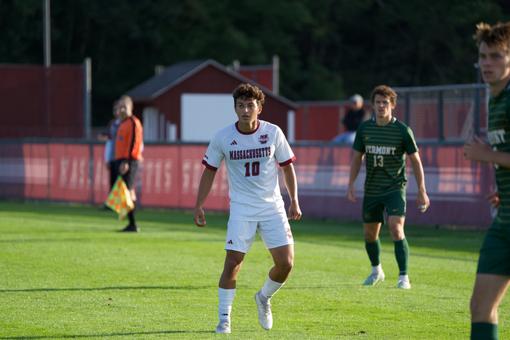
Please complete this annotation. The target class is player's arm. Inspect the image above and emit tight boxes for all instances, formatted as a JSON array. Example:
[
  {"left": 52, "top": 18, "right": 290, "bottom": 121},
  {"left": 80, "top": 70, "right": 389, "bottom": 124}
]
[
  {"left": 408, "top": 152, "right": 430, "bottom": 212},
  {"left": 347, "top": 150, "right": 364, "bottom": 202},
  {"left": 281, "top": 163, "right": 302, "bottom": 221},
  {"left": 464, "top": 136, "right": 510, "bottom": 168},
  {"left": 193, "top": 168, "right": 217, "bottom": 227}
]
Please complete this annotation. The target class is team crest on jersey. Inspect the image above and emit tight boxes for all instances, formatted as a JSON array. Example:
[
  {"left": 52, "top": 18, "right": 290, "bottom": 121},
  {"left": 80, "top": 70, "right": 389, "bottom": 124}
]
[{"left": 259, "top": 134, "right": 269, "bottom": 144}]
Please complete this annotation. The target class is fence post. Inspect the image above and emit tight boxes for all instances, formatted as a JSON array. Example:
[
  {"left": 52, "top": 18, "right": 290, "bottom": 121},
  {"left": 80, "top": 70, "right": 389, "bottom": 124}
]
[
  {"left": 404, "top": 92, "right": 410, "bottom": 125},
  {"left": 438, "top": 90, "right": 444, "bottom": 141},
  {"left": 89, "top": 142, "right": 95, "bottom": 205},
  {"left": 83, "top": 57, "right": 92, "bottom": 140},
  {"left": 474, "top": 85, "right": 481, "bottom": 136}
]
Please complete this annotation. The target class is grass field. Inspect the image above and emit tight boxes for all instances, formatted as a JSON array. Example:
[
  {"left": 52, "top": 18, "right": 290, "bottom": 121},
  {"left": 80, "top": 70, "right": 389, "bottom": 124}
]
[{"left": 0, "top": 201, "right": 508, "bottom": 339}]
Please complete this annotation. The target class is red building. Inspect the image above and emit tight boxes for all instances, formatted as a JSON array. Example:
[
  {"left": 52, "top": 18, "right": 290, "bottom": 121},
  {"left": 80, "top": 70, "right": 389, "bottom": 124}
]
[{"left": 126, "top": 59, "right": 297, "bottom": 142}]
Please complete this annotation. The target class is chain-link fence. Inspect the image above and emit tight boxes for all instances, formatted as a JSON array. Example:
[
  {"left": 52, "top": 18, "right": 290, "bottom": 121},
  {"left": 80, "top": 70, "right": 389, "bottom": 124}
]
[{"left": 394, "top": 83, "right": 489, "bottom": 143}]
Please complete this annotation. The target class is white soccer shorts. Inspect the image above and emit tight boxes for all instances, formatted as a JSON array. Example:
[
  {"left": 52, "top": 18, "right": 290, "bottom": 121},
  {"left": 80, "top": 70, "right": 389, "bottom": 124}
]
[{"left": 225, "top": 214, "right": 294, "bottom": 253}]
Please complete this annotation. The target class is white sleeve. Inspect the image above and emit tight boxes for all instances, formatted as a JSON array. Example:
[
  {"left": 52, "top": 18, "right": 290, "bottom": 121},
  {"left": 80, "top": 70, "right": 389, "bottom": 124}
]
[
  {"left": 202, "top": 134, "right": 224, "bottom": 170},
  {"left": 274, "top": 127, "right": 295, "bottom": 166}
]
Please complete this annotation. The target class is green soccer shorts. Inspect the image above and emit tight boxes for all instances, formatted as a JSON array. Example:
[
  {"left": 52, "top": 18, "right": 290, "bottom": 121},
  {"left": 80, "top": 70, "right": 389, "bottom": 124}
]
[
  {"left": 477, "top": 221, "right": 510, "bottom": 275},
  {"left": 362, "top": 189, "right": 406, "bottom": 223}
]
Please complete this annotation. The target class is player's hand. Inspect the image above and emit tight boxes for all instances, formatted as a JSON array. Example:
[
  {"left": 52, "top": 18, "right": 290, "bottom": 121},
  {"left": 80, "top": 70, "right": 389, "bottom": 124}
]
[
  {"left": 464, "top": 136, "right": 491, "bottom": 162},
  {"left": 194, "top": 206, "right": 207, "bottom": 227},
  {"left": 487, "top": 191, "right": 500, "bottom": 208},
  {"left": 119, "top": 161, "right": 129, "bottom": 175},
  {"left": 288, "top": 199, "right": 302, "bottom": 221},
  {"left": 417, "top": 190, "right": 430, "bottom": 213},
  {"left": 347, "top": 184, "right": 356, "bottom": 202}
]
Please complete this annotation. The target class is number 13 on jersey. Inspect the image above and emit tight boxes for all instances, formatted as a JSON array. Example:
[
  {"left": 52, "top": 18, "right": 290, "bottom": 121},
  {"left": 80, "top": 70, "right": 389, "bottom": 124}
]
[{"left": 373, "top": 155, "right": 384, "bottom": 167}]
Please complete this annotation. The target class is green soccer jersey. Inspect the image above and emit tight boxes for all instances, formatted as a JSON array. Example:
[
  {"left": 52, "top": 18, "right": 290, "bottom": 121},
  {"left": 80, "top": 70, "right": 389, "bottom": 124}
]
[
  {"left": 353, "top": 117, "right": 418, "bottom": 196},
  {"left": 488, "top": 86, "right": 510, "bottom": 225}
]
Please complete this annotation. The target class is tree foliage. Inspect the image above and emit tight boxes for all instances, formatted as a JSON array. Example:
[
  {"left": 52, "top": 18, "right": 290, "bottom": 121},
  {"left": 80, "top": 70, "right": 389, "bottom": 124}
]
[{"left": 0, "top": 0, "right": 508, "bottom": 125}]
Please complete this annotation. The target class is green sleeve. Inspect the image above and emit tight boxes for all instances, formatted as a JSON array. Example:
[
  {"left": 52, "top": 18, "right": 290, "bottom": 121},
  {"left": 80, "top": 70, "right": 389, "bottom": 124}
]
[
  {"left": 352, "top": 124, "right": 365, "bottom": 153},
  {"left": 403, "top": 126, "right": 418, "bottom": 154}
]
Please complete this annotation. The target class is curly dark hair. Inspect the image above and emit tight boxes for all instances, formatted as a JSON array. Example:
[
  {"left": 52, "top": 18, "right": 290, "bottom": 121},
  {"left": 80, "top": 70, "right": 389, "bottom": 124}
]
[
  {"left": 370, "top": 85, "right": 397, "bottom": 106},
  {"left": 232, "top": 83, "right": 265, "bottom": 106}
]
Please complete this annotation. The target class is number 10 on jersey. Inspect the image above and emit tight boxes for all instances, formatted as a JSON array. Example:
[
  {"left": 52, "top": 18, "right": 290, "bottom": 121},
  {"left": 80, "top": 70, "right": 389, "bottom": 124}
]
[{"left": 244, "top": 161, "right": 260, "bottom": 177}]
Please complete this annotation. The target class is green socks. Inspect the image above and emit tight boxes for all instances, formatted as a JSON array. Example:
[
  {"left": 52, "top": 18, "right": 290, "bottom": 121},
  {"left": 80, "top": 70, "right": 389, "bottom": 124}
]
[
  {"left": 366, "top": 238, "right": 409, "bottom": 274},
  {"left": 394, "top": 238, "right": 409, "bottom": 275},
  {"left": 471, "top": 322, "right": 497, "bottom": 340},
  {"left": 365, "top": 239, "right": 381, "bottom": 266}
]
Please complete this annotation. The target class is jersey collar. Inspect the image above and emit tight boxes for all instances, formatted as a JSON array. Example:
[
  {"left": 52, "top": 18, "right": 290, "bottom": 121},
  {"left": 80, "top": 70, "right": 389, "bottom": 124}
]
[{"left": 235, "top": 120, "right": 260, "bottom": 135}]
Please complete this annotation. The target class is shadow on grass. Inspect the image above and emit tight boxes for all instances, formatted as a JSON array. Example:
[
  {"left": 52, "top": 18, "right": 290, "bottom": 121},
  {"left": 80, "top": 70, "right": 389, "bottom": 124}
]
[
  {"left": 0, "top": 201, "right": 486, "bottom": 255},
  {"left": 0, "top": 329, "right": 213, "bottom": 339},
  {"left": 0, "top": 238, "right": 89, "bottom": 243},
  {"left": 0, "top": 285, "right": 211, "bottom": 293}
]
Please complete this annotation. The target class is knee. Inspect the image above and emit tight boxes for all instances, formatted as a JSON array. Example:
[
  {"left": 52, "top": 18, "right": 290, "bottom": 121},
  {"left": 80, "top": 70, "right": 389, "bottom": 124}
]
[
  {"left": 276, "top": 256, "right": 294, "bottom": 274},
  {"left": 224, "top": 256, "right": 243, "bottom": 274},
  {"left": 364, "top": 230, "right": 378, "bottom": 242},
  {"left": 390, "top": 230, "right": 405, "bottom": 241},
  {"left": 389, "top": 225, "right": 405, "bottom": 240}
]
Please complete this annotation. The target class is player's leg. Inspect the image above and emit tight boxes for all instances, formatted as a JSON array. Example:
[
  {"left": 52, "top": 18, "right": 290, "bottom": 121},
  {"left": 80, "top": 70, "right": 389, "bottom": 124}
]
[
  {"left": 470, "top": 226, "right": 510, "bottom": 339},
  {"left": 470, "top": 274, "right": 510, "bottom": 340},
  {"left": 362, "top": 196, "right": 385, "bottom": 285},
  {"left": 216, "top": 250, "right": 245, "bottom": 334},
  {"left": 215, "top": 220, "right": 256, "bottom": 333},
  {"left": 121, "top": 160, "right": 139, "bottom": 232},
  {"left": 363, "top": 222, "right": 384, "bottom": 285},
  {"left": 255, "top": 216, "right": 294, "bottom": 330},
  {"left": 386, "top": 190, "right": 409, "bottom": 288},
  {"left": 387, "top": 215, "right": 410, "bottom": 288},
  {"left": 108, "top": 160, "right": 117, "bottom": 190},
  {"left": 267, "top": 244, "right": 294, "bottom": 292}
]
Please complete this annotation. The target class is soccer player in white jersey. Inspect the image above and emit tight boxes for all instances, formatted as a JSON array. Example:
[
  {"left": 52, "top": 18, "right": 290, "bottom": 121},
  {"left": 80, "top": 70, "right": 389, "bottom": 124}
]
[{"left": 194, "top": 83, "right": 302, "bottom": 334}]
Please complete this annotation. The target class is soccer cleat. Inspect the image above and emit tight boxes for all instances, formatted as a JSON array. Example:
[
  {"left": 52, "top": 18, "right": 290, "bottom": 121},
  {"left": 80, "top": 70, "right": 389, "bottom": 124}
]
[
  {"left": 255, "top": 292, "right": 273, "bottom": 330},
  {"left": 215, "top": 319, "right": 231, "bottom": 334},
  {"left": 120, "top": 224, "right": 139, "bottom": 232},
  {"left": 363, "top": 271, "right": 385, "bottom": 286},
  {"left": 397, "top": 276, "right": 411, "bottom": 289}
]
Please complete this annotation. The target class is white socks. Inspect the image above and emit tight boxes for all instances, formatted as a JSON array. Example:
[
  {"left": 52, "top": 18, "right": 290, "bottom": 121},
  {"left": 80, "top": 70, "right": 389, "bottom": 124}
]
[
  {"left": 218, "top": 288, "right": 236, "bottom": 321},
  {"left": 260, "top": 276, "right": 284, "bottom": 303},
  {"left": 372, "top": 264, "right": 383, "bottom": 274},
  {"left": 218, "top": 277, "right": 284, "bottom": 320}
]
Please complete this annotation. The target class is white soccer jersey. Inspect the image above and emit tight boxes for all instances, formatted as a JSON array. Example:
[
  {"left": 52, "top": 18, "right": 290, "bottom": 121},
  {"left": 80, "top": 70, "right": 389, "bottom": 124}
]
[{"left": 202, "top": 120, "right": 295, "bottom": 220}]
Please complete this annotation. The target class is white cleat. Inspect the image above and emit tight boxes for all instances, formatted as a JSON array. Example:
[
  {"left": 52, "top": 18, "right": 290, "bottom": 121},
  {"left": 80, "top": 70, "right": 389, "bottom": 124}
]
[
  {"left": 363, "top": 271, "right": 385, "bottom": 286},
  {"left": 215, "top": 319, "right": 231, "bottom": 334},
  {"left": 255, "top": 292, "right": 273, "bottom": 330},
  {"left": 397, "top": 276, "right": 411, "bottom": 289}
]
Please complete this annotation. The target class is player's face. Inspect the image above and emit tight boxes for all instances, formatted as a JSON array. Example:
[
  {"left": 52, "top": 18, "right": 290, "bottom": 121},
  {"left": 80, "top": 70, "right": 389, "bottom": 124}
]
[
  {"left": 117, "top": 100, "right": 132, "bottom": 119},
  {"left": 235, "top": 98, "right": 261, "bottom": 125},
  {"left": 373, "top": 94, "right": 395, "bottom": 121},
  {"left": 478, "top": 42, "right": 510, "bottom": 85}
]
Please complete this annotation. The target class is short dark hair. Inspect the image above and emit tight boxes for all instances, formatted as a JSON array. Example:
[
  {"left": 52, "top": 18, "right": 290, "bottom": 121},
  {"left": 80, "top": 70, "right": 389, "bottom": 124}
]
[
  {"left": 370, "top": 85, "right": 397, "bottom": 106},
  {"left": 232, "top": 83, "right": 265, "bottom": 106},
  {"left": 474, "top": 22, "right": 510, "bottom": 51}
]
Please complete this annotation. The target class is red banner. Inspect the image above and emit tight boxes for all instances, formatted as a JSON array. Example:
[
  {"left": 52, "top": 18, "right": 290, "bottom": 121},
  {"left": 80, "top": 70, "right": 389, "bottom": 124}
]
[{"left": 0, "top": 142, "right": 493, "bottom": 227}]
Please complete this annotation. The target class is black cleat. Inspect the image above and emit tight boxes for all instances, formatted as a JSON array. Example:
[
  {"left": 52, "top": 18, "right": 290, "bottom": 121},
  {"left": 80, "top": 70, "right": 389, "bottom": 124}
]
[{"left": 120, "top": 224, "right": 139, "bottom": 232}]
